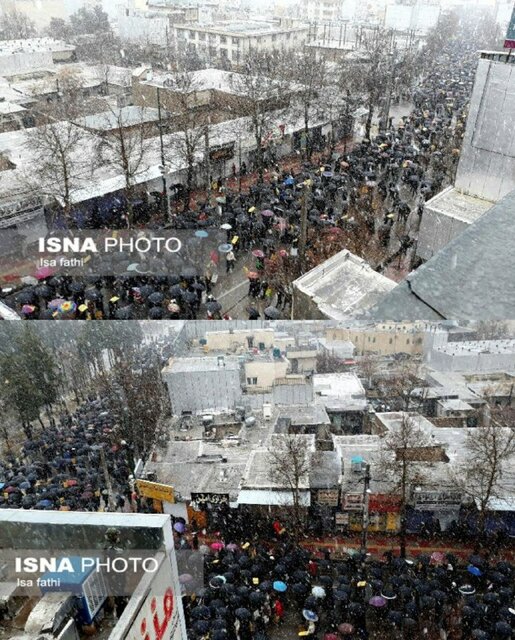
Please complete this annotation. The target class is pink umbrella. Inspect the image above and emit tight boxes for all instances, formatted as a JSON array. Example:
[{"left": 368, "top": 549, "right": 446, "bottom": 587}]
[
  {"left": 252, "top": 250, "right": 265, "bottom": 258},
  {"left": 35, "top": 266, "right": 55, "bottom": 280},
  {"left": 226, "top": 543, "right": 239, "bottom": 551},
  {"left": 210, "top": 541, "right": 225, "bottom": 551},
  {"left": 278, "top": 249, "right": 288, "bottom": 257},
  {"left": 430, "top": 551, "right": 445, "bottom": 565},
  {"left": 261, "top": 209, "right": 274, "bottom": 217},
  {"left": 21, "top": 305, "right": 36, "bottom": 315}
]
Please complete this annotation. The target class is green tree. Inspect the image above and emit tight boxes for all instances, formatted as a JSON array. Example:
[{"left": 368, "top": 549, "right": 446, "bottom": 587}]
[{"left": 69, "top": 6, "right": 110, "bottom": 35}]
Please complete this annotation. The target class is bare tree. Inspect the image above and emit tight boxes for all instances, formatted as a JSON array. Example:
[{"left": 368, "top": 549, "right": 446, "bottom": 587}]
[
  {"left": 25, "top": 122, "right": 91, "bottom": 223},
  {"left": 94, "top": 108, "right": 153, "bottom": 226},
  {"left": 23, "top": 73, "right": 93, "bottom": 223},
  {"left": 380, "top": 360, "right": 423, "bottom": 411},
  {"left": 0, "top": 6, "right": 36, "bottom": 39},
  {"left": 232, "top": 50, "right": 292, "bottom": 183},
  {"left": 358, "top": 354, "right": 380, "bottom": 389},
  {"left": 268, "top": 435, "right": 311, "bottom": 535},
  {"left": 286, "top": 49, "right": 328, "bottom": 160},
  {"left": 449, "top": 404, "right": 515, "bottom": 543},
  {"left": 163, "top": 70, "right": 209, "bottom": 207},
  {"left": 379, "top": 414, "right": 431, "bottom": 557},
  {"left": 474, "top": 320, "right": 510, "bottom": 341}
]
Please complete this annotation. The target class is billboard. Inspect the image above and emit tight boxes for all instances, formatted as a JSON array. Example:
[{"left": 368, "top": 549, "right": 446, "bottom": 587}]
[
  {"left": 505, "top": 5, "right": 515, "bottom": 48},
  {"left": 137, "top": 480, "right": 175, "bottom": 504},
  {"left": 126, "top": 556, "right": 184, "bottom": 640}
]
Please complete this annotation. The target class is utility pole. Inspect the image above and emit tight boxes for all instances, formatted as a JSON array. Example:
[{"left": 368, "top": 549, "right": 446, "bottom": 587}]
[
  {"left": 361, "top": 462, "right": 371, "bottom": 554},
  {"left": 238, "top": 138, "right": 242, "bottom": 193},
  {"left": 156, "top": 87, "right": 169, "bottom": 220}
]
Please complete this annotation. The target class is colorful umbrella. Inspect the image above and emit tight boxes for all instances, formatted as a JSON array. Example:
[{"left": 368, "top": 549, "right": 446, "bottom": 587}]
[
  {"left": 369, "top": 596, "right": 386, "bottom": 607},
  {"left": 218, "top": 244, "right": 233, "bottom": 253},
  {"left": 273, "top": 581, "right": 287, "bottom": 592},
  {"left": 261, "top": 209, "right": 274, "bottom": 217},
  {"left": 48, "top": 298, "right": 66, "bottom": 310},
  {"left": 59, "top": 301, "right": 76, "bottom": 314},
  {"left": 252, "top": 249, "right": 265, "bottom": 258},
  {"left": 173, "top": 522, "right": 185, "bottom": 533},
  {"left": 211, "top": 541, "right": 225, "bottom": 551}
]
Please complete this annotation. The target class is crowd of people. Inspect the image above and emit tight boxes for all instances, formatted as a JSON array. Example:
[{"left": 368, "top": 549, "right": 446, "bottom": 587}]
[
  {"left": 1, "top": 39, "right": 479, "bottom": 321},
  {"left": 177, "top": 531, "right": 514, "bottom": 640},
  {"left": 0, "top": 396, "right": 136, "bottom": 512}
]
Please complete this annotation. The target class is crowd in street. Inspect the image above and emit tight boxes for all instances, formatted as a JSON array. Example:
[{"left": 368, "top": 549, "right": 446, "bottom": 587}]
[
  {"left": 0, "top": 40, "right": 478, "bottom": 321},
  {"left": 177, "top": 529, "right": 514, "bottom": 640},
  {"left": 0, "top": 396, "right": 137, "bottom": 512}
]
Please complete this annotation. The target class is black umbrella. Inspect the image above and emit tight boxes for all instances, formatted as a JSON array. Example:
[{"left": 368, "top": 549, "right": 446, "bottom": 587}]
[
  {"left": 235, "top": 608, "right": 251, "bottom": 621},
  {"left": 139, "top": 285, "right": 154, "bottom": 299},
  {"left": 85, "top": 288, "right": 102, "bottom": 301},
  {"left": 206, "top": 301, "right": 222, "bottom": 313},
  {"left": 34, "top": 284, "right": 53, "bottom": 298},
  {"left": 181, "top": 267, "right": 197, "bottom": 279},
  {"left": 115, "top": 306, "right": 133, "bottom": 320},
  {"left": 69, "top": 281, "right": 85, "bottom": 293},
  {"left": 148, "top": 291, "right": 164, "bottom": 305},
  {"left": 264, "top": 306, "right": 280, "bottom": 320},
  {"left": 148, "top": 307, "right": 165, "bottom": 319},
  {"left": 191, "top": 605, "right": 211, "bottom": 620},
  {"left": 182, "top": 290, "right": 198, "bottom": 305},
  {"left": 16, "top": 290, "right": 36, "bottom": 304},
  {"left": 169, "top": 284, "right": 184, "bottom": 298}
]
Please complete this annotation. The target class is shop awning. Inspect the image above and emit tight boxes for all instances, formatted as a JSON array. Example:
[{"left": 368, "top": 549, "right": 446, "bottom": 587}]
[{"left": 237, "top": 490, "right": 311, "bottom": 507}]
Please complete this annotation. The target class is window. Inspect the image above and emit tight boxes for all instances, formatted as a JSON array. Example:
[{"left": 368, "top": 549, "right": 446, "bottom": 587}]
[
  {"left": 246, "top": 377, "right": 258, "bottom": 385},
  {"left": 406, "top": 339, "right": 410, "bottom": 344},
  {"left": 232, "top": 37, "right": 239, "bottom": 45},
  {"left": 389, "top": 338, "right": 393, "bottom": 344},
  {"left": 189, "top": 30, "right": 196, "bottom": 39},
  {"left": 272, "top": 34, "right": 277, "bottom": 42},
  {"left": 198, "top": 32, "right": 205, "bottom": 41},
  {"left": 220, "top": 35, "right": 227, "bottom": 44}
]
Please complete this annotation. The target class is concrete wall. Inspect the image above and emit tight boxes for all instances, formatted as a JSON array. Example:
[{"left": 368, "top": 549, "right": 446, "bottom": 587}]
[
  {"left": 273, "top": 381, "right": 314, "bottom": 405},
  {"left": 426, "top": 348, "right": 515, "bottom": 373},
  {"left": 455, "top": 56, "right": 515, "bottom": 202},
  {"left": 326, "top": 326, "right": 425, "bottom": 356},
  {"left": 244, "top": 360, "right": 289, "bottom": 391}
]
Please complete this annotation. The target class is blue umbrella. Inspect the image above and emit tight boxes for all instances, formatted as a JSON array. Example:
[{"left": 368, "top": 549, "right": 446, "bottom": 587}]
[
  {"left": 195, "top": 230, "right": 209, "bottom": 238},
  {"left": 302, "top": 609, "right": 318, "bottom": 622},
  {"left": 218, "top": 243, "right": 233, "bottom": 253},
  {"left": 284, "top": 177, "right": 295, "bottom": 186},
  {"left": 468, "top": 565, "right": 482, "bottom": 577},
  {"left": 273, "top": 581, "right": 287, "bottom": 592},
  {"left": 35, "top": 499, "right": 53, "bottom": 508},
  {"left": 19, "top": 482, "right": 31, "bottom": 490}
]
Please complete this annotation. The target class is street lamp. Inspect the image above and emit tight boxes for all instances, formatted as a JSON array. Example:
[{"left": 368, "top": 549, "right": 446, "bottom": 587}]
[{"left": 156, "top": 87, "right": 170, "bottom": 220}]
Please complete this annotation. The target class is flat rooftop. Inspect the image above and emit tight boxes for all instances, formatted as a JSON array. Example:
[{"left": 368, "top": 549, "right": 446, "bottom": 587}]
[
  {"left": 425, "top": 185, "right": 494, "bottom": 224},
  {"left": 163, "top": 355, "right": 240, "bottom": 374},
  {"left": 74, "top": 106, "right": 160, "bottom": 131},
  {"left": 176, "top": 20, "right": 307, "bottom": 35},
  {"left": 0, "top": 38, "right": 75, "bottom": 54},
  {"left": 435, "top": 339, "right": 515, "bottom": 356},
  {"left": 294, "top": 249, "right": 396, "bottom": 321},
  {"left": 313, "top": 372, "right": 367, "bottom": 411}
]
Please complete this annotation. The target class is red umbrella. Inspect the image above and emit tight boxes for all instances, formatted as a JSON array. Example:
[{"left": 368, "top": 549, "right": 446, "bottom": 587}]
[
  {"left": 2, "top": 274, "right": 20, "bottom": 282},
  {"left": 66, "top": 479, "right": 78, "bottom": 487},
  {"left": 328, "top": 227, "right": 343, "bottom": 235},
  {"left": 210, "top": 541, "right": 225, "bottom": 551}
]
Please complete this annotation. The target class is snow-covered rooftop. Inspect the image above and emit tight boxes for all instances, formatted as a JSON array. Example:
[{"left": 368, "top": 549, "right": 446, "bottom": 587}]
[{"left": 293, "top": 249, "right": 396, "bottom": 321}]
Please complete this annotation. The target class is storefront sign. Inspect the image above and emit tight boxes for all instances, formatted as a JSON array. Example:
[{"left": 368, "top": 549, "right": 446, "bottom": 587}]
[
  {"left": 335, "top": 512, "right": 349, "bottom": 526},
  {"left": 137, "top": 480, "right": 175, "bottom": 504},
  {"left": 209, "top": 144, "right": 234, "bottom": 162},
  {"left": 414, "top": 490, "right": 461, "bottom": 511},
  {"left": 190, "top": 493, "right": 229, "bottom": 510},
  {"left": 342, "top": 493, "right": 363, "bottom": 511},
  {"left": 317, "top": 489, "right": 339, "bottom": 506},
  {"left": 368, "top": 494, "right": 401, "bottom": 513}
]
